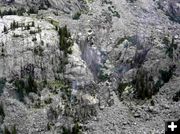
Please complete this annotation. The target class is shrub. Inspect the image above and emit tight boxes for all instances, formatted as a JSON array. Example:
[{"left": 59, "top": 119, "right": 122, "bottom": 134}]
[
  {"left": 72, "top": 12, "right": 81, "bottom": 20},
  {"left": 61, "top": 123, "right": 81, "bottom": 134},
  {"left": 3, "top": 126, "right": 10, "bottom": 134},
  {"left": 132, "top": 68, "right": 158, "bottom": 99},
  {"left": 127, "top": 0, "right": 137, "bottom": 2},
  {"left": 72, "top": 122, "right": 81, "bottom": 134},
  {"left": 173, "top": 90, "right": 180, "bottom": 102},
  {"left": 17, "top": 7, "right": 26, "bottom": 16},
  {"left": 26, "top": 75, "right": 38, "bottom": 93},
  {"left": 113, "top": 11, "right": 120, "bottom": 18},
  {"left": 14, "top": 76, "right": 38, "bottom": 101},
  {"left": 10, "top": 21, "right": 19, "bottom": 30},
  {"left": 0, "top": 103, "right": 5, "bottom": 118},
  {"left": 3, "top": 125, "right": 17, "bottom": 134},
  {"left": 154, "top": 65, "right": 176, "bottom": 93},
  {"left": 158, "top": 65, "right": 176, "bottom": 83},
  {"left": 1, "top": 8, "right": 16, "bottom": 16},
  {"left": 31, "top": 21, "right": 35, "bottom": 27},
  {"left": 0, "top": 78, "right": 6, "bottom": 95},
  {"left": 34, "top": 46, "right": 44, "bottom": 56},
  {"left": 32, "top": 37, "right": 37, "bottom": 42},
  {"left": 58, "top": 26, "right": 73, "bottom": 56},
  {"left": 117, "top": 83, "right": 129, "bottom": 97},
  {"left": 11, "top": 126, "right": 17, "bottom": 134},
  {"left": 14, "top": 79, "right": 25, "bottom": 101},
  {"left": 25, "top": 23, "right": 30, "bottom": 30},
  {"left": 30, "top": 30, "right": 37, "bottom": 34},
  {"left": 163, "top": 36, "right": 177, "bottom": 59},
  {"left": 28, "top": 7, "right": 38, "bottom": 14},
  {"left": 62, "top": 126, "right": 71, "bottom": 134},
  {"left": 3, "top": 26, "right": 8, "bottom": 33},
  {"left": 0, "top": 8, "right": 26, "bottom": 17}
]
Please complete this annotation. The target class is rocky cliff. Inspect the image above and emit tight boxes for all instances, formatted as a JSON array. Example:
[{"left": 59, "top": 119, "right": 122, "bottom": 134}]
[{"left": 0, "top": 0, "right": 180, "bottom": 134}]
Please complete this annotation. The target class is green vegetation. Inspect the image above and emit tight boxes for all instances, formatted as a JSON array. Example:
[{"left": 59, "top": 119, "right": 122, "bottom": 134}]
[
  {"left": 47, "top": 19, "right": 59, "bottom": 27},
  {"left": 116, "top": 36, "right": 131, "bottom": 46},
  {"left": 103, "top": 0, "right": 112, "bottom": 5},
  {"left": 132, "top": 68, "right": 158, "bottom": 99},
  {"left": 57, "top": 26, "right": 73, "bottom": 56},
  {"left": 39, "top": 1, "right": 51, "bottom": 10},
  {"left": 25, "top": 23, "right": 30, "bottom": 30},
  {"left": 44, "top": 97, "right": 52, "bottom": 104},
  {"left": 98, "top": 69, "right": 109, "bottom": 81},
  {"left": 72, "top": 122, "right": 81, "bottom": 134},
  {"left": 3, "top": 26, "right": 8, "bottom": 33},
  {"left": 30, "top": 30, "right": 38, "bottom": 34},
  {"left": 12, "top": 33, "right": 22, "bottom": 38},
  {"left": 62, "top": 126, "right": 71, "bottom": 134},
  {"left": 28, "top": 7, "right": 38, "bottom": 14},
  {"left": 87, "top": 0, "right": 95, "bottom": 3},
  {"left": 10, "top": 20, "right": 35, "bottom": 31},
  {"left": 72, "top": 12, "right": 81, "bottom": 20},
  {"left": 3, "top": 126, "right": 17, "bottom": 134},
  {"left": 118, "top": 67, "right": 159, "bottom": 100},
  {"left": 173, "top": 90, "right": 180, "bottom": 102},
  {"left": 14, "top": 75, "right": 38, "bottom": 101},
  {"left": 163, "top": 36, "right": 177, "bottom": 59},
  {"left": 1, "top": 48, "right": 5, "bottom": 56},
  {"left": 10, "top": 21, "right": 19, "bottom": 30},
  {"left": 0, "top": 103, "right": 5, "bottom": 119},
  {"left": 108, "top": 6, "right": 120, "bottom": 18},
  {"left": 159, "top": 68, "right": 174, "bottom": 83},
  {"left": 16, "top": 8, "right": 26, "bottom": 16},
  {"left": 62, "top": 122, "right": 82, "bottom": 134},
  {"left": 1, "top": 43, "right": 5, "bottom": 57},
  {"left": 113, "top": 11, "right": 120, "bottom": 18},
  {"left": 117, "top": 83, "right": 130, "bottom": 98},
  {"left": 0, "top": 78, "right": 6, "bottom": 95},
  {"left": 155, "top": 65, "right": 176, "bottom": 89},
  {"left": 0, "top": 8, "right": 16, "bottom": 17},
  {"left": 0, "top": 7, "right": 37, "bottom": 17},
  {"left": 47, "top": 80, "right": 69, "bottom": 90},
  {"left": 126, "top": 0, "right": 137, "bottom": 3},
  {"left": 32, "top": 37, "right": 37, "bottom": 42},
  {"left": 34, "top": 46, "right": 44, "bottom": 56},
  {"left": 0, "top": 8, "right": 26, "bottom": 17}
]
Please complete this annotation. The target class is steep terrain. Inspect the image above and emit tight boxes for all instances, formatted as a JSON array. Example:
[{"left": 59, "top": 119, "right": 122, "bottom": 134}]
[{"left": 0, "top": 0, "right": 180, "bottom": 134}]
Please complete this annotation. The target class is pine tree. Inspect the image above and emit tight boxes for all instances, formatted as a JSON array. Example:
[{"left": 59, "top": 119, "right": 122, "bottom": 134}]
[
  {"left": 26, "top": 23, "right": 30, "bottom": 30},
  {"left": 0, "top": 10, "right": 2, "bottom": 18},
  {"left": 3, "top": 26, "right": 8, "bottom": 33},
  {"left": 8, "top": 8, "right": 13, "bottom": 15},
  {"left": 32, "top": 21, "right": 35, "bottom": 27},
  {"left": 4, "top": 126, "right": 11, "bottom": 134},
  {"left": 11, "top": 125, "right": 17, "bottom": 134}
]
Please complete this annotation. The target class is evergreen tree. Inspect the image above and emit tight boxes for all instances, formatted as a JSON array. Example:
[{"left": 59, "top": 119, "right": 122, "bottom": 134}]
[
  {"left": 32, "top": 21, "right": 35, "bottom": 27},
  {"left": 0, "top": 10, "right": 2, "bottom": 18},
  {"left": 11, "top": 125, "right": 17, "bottom": 134},
  {"left": 26, "top": 23, "right": 30, "bottom": 30},
  {"left": 4, "top": 126, "right": 11, "bottom": 134},
  {"left": 3, "top": 26, "right": 8, "bottom": 33},
  {"left": 8, "top": 8, "right": 13, "bottom": 15}
]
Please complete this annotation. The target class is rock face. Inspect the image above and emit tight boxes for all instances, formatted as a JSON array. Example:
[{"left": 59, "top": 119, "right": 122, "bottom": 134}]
[
  {"left": 0, "top": 16, "right": 60, "bottom": 81},
  {"left": 168, "top": 0, "right": 180, "bottom": 22},
  {"left": 158, "top": 0, "right": 180, "bottom": 23},
  {"left": 1, "top": 0, "right": 88, "bottom": 14},
  {"left": 0, "top": 0, "right": 180, "bottom": 134}
]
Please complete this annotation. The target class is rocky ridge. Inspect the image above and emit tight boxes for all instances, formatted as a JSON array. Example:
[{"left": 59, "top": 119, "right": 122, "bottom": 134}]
[{"left": 0, "top": 0, "right": 179, "bottom": 134}]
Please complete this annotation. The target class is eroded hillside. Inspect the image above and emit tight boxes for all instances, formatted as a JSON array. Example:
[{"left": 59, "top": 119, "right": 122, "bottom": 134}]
[{"left": 0, "top": 0, "right": 179, "bottom": 134}]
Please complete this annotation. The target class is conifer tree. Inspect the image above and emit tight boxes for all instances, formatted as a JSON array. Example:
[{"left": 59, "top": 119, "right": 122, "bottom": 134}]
[{"left": 3, "top": 26, "right": 8, "bottom": 33}]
